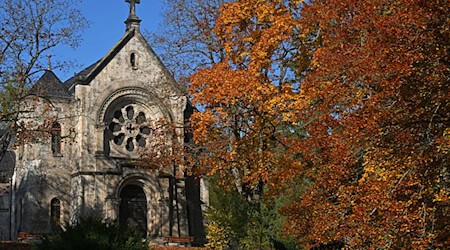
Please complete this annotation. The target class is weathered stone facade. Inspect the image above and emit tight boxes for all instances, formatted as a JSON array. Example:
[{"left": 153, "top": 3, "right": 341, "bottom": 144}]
[{"left": 0, "top": 1, "right": 206, "bottom": 244}]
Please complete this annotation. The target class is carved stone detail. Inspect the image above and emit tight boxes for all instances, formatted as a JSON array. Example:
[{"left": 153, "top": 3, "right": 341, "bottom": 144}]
[
  {"left": 109, "top": 103, "right": 150, "bottom": 154},
  {"left": 98, "top": 87, "right": 167, "bottom": 124}
]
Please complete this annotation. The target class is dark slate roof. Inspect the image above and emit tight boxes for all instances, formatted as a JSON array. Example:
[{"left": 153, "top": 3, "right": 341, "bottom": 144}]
[
  {"left": 29, "top": 70, "right": 72, "bottom": 99},
  {"left": 62, "top": 28, "right": 183, "bottom": 95},
  {"left": 64, "top": 60, "right": 99, "bottom": 93},
  {"left": 63, "top": 30, "right": 135, "bottom": 91}
]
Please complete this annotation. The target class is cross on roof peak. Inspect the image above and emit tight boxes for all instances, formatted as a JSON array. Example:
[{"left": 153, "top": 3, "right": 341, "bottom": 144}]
[
  {"left": 124, "top": 0, "right": 142, "bottom": 31},
  {"left": 126, "top": 0, "right": 141, "bottom": 19}
]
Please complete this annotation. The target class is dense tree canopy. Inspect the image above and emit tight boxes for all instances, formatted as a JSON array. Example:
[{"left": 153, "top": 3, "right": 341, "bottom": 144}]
[
  {"left": 190, "top": 0, "right": 306, "bottom": 196},
  {"left": 271, "top": 0, "right": 450, "bottom": 248},
  {"left": 189, "top": 0, "right": 449, "bottom": 248},
  {"left": 283, "top": 0, "right": 449, "bottom": 248}
]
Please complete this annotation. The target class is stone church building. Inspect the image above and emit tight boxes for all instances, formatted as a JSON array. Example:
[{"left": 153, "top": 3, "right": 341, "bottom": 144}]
[{"left": 0, "top": 0, "right": 206, "bottom": 244}]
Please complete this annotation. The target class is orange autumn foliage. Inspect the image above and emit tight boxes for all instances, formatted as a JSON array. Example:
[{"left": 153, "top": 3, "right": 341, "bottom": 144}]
[
  {"left": 190, "top": 0, "right": 449, "bottom": 248},
  {"left": 190, "top": 0, "right": 305, "bottom": 193}
]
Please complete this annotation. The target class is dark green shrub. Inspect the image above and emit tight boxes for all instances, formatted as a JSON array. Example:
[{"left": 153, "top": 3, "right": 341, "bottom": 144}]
[
  {"left": 33, "top": 217, "right": 147, "bottom": 250},
  {"left": 206, "top": 176, "right": 300, "bottom": 249}
]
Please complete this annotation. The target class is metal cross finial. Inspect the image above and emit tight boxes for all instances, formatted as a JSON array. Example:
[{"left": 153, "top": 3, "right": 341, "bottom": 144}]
[
  {"left": 126, "top": 0, "right": 141, "bottom": 19},
  {"left": 47, "top": 54, "right": 52, "bottom": 70}
]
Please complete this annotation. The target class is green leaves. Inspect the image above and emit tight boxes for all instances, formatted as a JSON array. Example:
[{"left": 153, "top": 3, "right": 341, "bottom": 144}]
[{"left": 33, "top": 217, "right": 148, "bottom": 250}]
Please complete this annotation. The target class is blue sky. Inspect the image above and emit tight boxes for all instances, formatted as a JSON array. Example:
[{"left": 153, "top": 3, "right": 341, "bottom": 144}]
[{"left": 53, "top": 0, "right": 164, "bottom": 81}]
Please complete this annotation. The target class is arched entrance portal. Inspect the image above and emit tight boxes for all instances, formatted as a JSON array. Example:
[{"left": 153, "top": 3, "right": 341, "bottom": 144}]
[{"left": 119, "top": 185, "right": 147, "bottom": 236}]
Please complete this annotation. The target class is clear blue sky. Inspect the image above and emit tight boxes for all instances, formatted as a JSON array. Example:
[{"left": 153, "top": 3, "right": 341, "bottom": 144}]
[{"left": 53, "top": 0, "right": 164, "bottom": 81}]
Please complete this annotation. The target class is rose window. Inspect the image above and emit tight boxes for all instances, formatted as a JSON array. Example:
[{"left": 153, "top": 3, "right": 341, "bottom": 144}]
[{"left": 108, "top": 104, "right": 151, "bottom": 152}]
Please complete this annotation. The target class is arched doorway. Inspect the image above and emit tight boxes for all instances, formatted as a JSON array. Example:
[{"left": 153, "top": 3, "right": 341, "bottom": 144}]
[{"left": 119, "top": 185, "right": 147, "bottom": 236}]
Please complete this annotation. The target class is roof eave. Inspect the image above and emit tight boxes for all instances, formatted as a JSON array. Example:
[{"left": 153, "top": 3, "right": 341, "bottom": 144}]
[{"left": 81, "top": 29, "right": 136, "bottom": 85}]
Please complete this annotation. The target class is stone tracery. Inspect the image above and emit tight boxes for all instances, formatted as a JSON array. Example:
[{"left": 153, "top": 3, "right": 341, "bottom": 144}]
[
  {"left": 109, "top": 103, "right": 151, "bottom": 153},
  {"left": 99, "top": 87, "right": 170, "bottom": 158}
]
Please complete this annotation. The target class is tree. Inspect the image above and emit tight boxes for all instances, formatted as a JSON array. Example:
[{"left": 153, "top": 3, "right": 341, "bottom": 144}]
[
  {"left": 190, "top": 0, "right": 308, "bottom": 199},
  {"left": 189, "top": 0, "right": 309, "bottom": 248},
  {"left": 0, "top": 0, "right": 87, "bottom": 157},
  {"left": 282, "top": 0, "right": 449, "bottom": 248},
  {"left": 190, "top": 0, "right": 449, "bottom": 248},
  {"left": 147, "top": 0, "right": 227, "bottom": 83},
  {"left": 151, "top": 1, "right": 305, "bottom": 248}
]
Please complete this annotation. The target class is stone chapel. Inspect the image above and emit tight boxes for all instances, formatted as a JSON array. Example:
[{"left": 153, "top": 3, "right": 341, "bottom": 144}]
[{"left": 0, "top": 0, "right": 206, "bottom": 244}]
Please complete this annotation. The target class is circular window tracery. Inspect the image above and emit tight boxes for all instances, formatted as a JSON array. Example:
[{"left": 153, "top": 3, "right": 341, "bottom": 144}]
[{"left": 109, "top": 104, "right": 151, "bottom": 152}]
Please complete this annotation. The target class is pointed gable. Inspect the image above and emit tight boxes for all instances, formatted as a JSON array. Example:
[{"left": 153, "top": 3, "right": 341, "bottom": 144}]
[
  {"left": 29, "top": 70, "right": 72, "bottom": 99},
  {"left": 63, "top": 29, "right": 184, "bottom": 95},
  {"left": 63, "top": 29, "right": 135, "bottom": 89}
]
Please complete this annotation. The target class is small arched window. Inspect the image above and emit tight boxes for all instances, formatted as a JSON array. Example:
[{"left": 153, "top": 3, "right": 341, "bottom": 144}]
[
  {"left": 51, "top": 122, "right": 61, "bottom": 156},
  {"left": 130, "top": 53, "right": 138, "bottom": 69},
  {"left": 50, "top": 198, "right": 61, "bottom": 225}
]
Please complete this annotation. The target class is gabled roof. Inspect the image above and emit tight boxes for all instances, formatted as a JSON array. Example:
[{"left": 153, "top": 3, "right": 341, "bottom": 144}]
[
  {"left": 29, "top": 70, "right": 72, "bottom": 99},
  {"left": 63, "top": 28, "right": 185, "bottom": 95},
  {"left": 64, "top": 60, "right": 99, "bottom": 93},
  {"left": 63, "top": 29, "right": 135, "bottom": 90}
]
